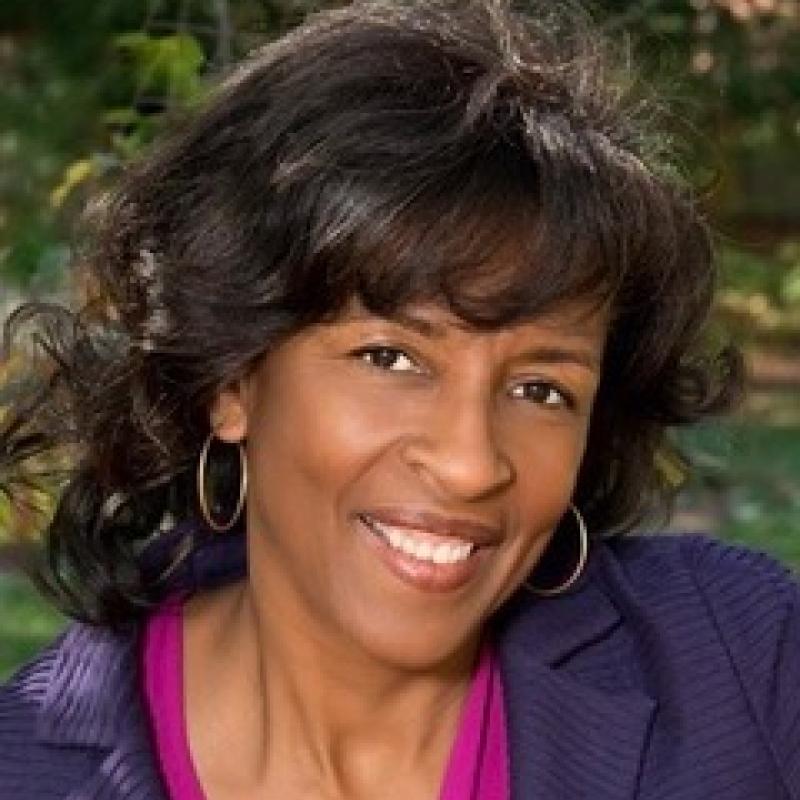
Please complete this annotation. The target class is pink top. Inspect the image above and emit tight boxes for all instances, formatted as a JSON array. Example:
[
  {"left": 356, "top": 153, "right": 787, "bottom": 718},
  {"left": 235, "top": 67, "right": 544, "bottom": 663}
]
[{"left": 141, "top": 598, "right": 509, "bottom": 799}]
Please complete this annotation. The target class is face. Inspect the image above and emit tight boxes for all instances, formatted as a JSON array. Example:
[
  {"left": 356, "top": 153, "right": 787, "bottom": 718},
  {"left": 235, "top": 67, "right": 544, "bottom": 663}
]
[{"left": 214, "top": 299, "right": 607, "bottom": 670}]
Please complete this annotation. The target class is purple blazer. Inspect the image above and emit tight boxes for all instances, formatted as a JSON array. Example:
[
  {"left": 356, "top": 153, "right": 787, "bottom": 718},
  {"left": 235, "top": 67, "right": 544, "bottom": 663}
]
[{"left": 2, "top": 533, "right": 800, "bottom": 799}]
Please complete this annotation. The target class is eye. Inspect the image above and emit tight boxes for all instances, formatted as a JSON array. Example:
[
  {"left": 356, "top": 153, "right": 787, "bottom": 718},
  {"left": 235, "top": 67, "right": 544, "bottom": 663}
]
[
  {"left": 353, "top": 346, "right": 419, "bottom": 372},
  {"left": 511, "top": 380, "right": 574, "bottom": 409}
]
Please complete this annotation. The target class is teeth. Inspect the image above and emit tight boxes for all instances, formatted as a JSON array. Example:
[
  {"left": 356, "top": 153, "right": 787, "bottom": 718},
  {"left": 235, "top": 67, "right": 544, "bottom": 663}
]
[{"left": 364, "top": 517, "right": 474, "bottom": 564}]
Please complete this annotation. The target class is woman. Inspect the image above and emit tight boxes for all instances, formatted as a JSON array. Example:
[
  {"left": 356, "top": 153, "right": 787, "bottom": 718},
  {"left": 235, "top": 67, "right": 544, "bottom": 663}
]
[{"left": 1, "top": 1, "right": 798, "bottom": 798}]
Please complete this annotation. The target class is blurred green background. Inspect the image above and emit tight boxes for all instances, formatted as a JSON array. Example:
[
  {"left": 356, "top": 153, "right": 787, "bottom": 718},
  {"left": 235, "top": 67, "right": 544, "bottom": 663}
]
[{"left": 1, "top": 0, "right": 799, "bottom": 680}]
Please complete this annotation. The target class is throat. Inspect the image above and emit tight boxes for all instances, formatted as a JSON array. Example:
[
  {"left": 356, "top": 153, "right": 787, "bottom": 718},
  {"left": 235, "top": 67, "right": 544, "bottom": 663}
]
[{"left": 183, "top": 581, "right": 477, "bottom": 798}]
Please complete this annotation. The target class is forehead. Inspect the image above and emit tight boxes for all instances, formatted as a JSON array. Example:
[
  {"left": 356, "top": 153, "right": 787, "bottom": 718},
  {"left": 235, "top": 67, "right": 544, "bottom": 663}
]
[
  {"left": 348, "top": 294, "right": 607, "bottom": 329},
  {"left": 335, "top": 297, "right": 609, "bottom": 355}
]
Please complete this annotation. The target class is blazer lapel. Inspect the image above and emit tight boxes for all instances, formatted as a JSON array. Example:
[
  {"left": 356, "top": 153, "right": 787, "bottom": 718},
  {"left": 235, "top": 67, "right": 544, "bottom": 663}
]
[
  {"left": 36, "top": 623, "right": 167, "bottom": 800},
  {"left": 496, "top": 552, "right": 656, "bottom": 799}
]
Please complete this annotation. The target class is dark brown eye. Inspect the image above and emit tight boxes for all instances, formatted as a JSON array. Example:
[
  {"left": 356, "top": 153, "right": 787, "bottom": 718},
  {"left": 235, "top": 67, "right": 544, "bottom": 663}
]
[
  {"left": 511, "top": 381, "right": 572, "bottom": 408},
  {"left": 356, "top": 346, "right": 417, "bottom": 372}
]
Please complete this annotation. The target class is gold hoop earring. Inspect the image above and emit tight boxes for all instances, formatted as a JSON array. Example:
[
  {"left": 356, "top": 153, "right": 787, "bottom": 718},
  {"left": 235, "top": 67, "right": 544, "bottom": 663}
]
[
  {"left": 197, "top": 433, "right": 247, "bottom": 532},
  {"left": 525, "top": 504, "right": 589, "bottom": 597}
]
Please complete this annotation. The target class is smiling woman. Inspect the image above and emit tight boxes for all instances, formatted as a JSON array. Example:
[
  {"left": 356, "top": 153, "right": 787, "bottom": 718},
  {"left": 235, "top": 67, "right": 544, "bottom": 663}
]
[
  {"left": 1, "top": 1, "right": 799, "bottom": 799},
  {"left": 211, "top": 300, "right": 605, "bottom": 672}
]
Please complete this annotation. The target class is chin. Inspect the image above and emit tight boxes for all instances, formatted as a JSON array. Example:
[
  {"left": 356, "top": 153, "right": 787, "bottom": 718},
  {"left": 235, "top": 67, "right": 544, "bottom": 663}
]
[{"left": 340, "top": 600, "right": 486, "bottom": 673}]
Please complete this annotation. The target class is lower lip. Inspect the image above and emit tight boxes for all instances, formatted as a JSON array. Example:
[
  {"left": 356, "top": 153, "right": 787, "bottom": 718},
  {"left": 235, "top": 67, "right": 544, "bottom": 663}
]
[{"left": 356, "top": 515, "right": 487, "bottom": 593}]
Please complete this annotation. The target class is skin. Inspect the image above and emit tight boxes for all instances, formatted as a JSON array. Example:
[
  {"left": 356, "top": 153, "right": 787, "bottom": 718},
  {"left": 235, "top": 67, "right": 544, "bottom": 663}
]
[{"left": 183, "top": 298, "right": 608, "bottom": 799}]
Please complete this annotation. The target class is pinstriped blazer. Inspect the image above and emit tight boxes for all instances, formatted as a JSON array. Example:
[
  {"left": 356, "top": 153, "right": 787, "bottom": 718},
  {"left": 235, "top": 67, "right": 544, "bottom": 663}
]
[{"left": 2, "top": 533, "right": 800, "bottom": 799}]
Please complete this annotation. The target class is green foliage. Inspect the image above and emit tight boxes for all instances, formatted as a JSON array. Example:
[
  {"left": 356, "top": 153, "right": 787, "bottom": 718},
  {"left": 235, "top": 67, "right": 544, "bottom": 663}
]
[
  {"left": 594, "top": 1, "right": 800, "bottom": 281},
  {"left": 719, "top": 240, "right": 800, "bottom": 309},
  {"left": 723, "top": 513, "right": 800, "bottom": 570},
  {"left": 778, "top": 243, "right": 800, "bottom": 306},
  {"left": 0, "top": 0, "right": 351, "bottom": 288},
  {"left": 0, "top": 3, "right": 214, "bottom": 288},
  {"left": 716, "top": 239, "right": 800, "bottom": 351},
  {"left": 677, "top": 421, "right": 800, "bottom": 567},
  {"left": 2, "top": 0, "right": 798, "bottom": 290},
  {"left": 115, "top": 31, "right": 206, "bottom": 101},
  {"left": 0, "top": 572, "right": 64, "bottom": 681},
  {"left": 49, "top": 31, "right": 210, "bottom": 200}
]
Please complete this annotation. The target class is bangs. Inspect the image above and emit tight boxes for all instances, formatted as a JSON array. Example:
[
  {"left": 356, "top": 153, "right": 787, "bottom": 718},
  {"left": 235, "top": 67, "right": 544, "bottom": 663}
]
[
  {"left": 278, "top": 114, "right": 643, "bottom": 330},
  {"left": 197, "top": 7, "right": 683, "bottom": 342}
]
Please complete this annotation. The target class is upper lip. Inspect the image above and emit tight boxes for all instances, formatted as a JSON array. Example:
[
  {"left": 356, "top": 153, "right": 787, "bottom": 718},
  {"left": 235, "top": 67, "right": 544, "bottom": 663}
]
[{"left": 359, "top": 508, "right": 503, "bottom": 547}]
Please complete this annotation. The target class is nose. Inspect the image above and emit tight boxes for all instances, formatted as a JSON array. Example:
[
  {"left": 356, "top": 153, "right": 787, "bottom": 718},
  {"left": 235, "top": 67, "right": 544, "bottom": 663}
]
[{"left": 401, "top": 392, "right": 514, "bottom": 501}]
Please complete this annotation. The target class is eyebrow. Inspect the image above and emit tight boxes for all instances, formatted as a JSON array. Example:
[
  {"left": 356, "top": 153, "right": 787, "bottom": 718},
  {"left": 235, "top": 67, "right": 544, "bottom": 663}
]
[
  {"left": 508, "top": 346, "right": 602, "bottom": 374},
  {"left": 342, "top": 309, "right": 448, "bottom": 338},
  {"left": 391, "top": 311, "right": 448, "bottom": 338}
]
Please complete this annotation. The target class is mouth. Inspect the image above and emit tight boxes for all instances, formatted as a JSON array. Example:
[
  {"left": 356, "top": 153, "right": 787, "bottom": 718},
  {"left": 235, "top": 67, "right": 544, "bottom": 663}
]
[
  {"left": 356, "top": 511, "right": 499, "bottom": 593},
  {"left": 360, "top": 514, "right": 477, "bottom": 563}
]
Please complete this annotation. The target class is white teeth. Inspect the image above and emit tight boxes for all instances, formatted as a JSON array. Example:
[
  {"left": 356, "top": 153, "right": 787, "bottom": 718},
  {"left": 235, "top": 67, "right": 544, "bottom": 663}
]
[
  {"left": 417, "top": 541, "right": 433, "bottom": 560},
  {"left": 365, "top": 518, "right": 475, "bottom": 564}
]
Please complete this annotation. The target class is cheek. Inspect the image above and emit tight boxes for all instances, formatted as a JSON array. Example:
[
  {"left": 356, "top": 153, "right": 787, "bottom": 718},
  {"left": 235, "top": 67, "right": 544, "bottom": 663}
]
[
  {"left": 243, "top": 374, "right": 403, "bottom": 514},
  {"left": 510, "top": 416, "right": 590, "bottom": 484},
  {"left": 506, "top": 422, "right": 590, "bottom": 536}
]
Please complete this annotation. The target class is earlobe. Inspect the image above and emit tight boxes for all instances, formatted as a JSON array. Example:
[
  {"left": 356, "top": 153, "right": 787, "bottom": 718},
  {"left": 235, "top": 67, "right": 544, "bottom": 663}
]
[{"left": 210, "top": 383, "right": 249, "bottom": 443}]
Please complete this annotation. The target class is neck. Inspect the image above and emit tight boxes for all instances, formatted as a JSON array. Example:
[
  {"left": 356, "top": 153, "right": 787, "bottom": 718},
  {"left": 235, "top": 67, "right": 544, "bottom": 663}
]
[{"left": 183, "top": 577, "right": 479, "bottom": 798}]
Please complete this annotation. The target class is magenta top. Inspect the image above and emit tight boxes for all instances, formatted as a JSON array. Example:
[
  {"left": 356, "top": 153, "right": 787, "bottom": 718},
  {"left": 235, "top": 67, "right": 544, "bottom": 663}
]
[{"left": 141, "top": 598, "right": 509, "bottom": 799}]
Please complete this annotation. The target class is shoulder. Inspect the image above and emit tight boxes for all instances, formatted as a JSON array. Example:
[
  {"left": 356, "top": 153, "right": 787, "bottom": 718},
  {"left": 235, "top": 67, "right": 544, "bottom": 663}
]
[
  {"left": 496, "top": 535, "right": 800, "bottom": 793},
  {"left": 599, "top": 533, "right": 799, "bottom": 655},
  {"left": 0, "top": 621, "right": 143, "bottom": 798},
  {"left": 0, "top": 634, "right": 61, "bottom": 746},
  {"left": 0, "top": 629, "right": 91, "bottom": 797},
  {"left": 602, "top": 533, "right": 800, "bottom": 768},
  {"left": 602, "top": 532, "right": 798, "bottom": 620}
]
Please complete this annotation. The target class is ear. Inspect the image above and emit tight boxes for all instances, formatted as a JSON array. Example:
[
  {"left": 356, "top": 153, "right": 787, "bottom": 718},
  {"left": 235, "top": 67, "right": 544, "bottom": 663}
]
[{"left": 210, "top": 379, "right": 249, "bottom": 443}]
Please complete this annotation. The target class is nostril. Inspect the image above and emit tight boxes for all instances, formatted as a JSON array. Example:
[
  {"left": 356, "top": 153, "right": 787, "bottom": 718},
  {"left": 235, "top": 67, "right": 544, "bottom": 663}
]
[{"left": 401, "top": 428, "right": 514, "bottom": 500}]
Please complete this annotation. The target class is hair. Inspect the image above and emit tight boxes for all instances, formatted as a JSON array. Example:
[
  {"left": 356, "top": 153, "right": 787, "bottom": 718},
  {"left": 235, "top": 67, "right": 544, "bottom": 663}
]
[{"left": 1, "top": 0, "right": 741, "bottom": 625}]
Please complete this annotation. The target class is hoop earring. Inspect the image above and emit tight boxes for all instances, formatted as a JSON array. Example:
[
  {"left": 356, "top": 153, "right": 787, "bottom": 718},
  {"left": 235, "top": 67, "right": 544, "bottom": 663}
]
[
  {"left": 197, "top": 433, "right": 247, "bottom": 532},
  {"left": 525, "top": 504, "right": 589, "bottom": 597}
]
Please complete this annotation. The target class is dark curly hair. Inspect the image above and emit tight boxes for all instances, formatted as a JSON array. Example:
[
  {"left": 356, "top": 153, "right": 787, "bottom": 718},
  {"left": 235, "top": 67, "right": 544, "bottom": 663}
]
[{"left": 1, "top": 0, "right": 741, "bottom": 625}]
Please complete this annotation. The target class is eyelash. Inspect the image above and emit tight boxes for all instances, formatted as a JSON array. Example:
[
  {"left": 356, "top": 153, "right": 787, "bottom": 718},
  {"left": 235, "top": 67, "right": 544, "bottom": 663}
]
[{"left": 351, "top": 345, "right": 576, "bottom": 410}]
